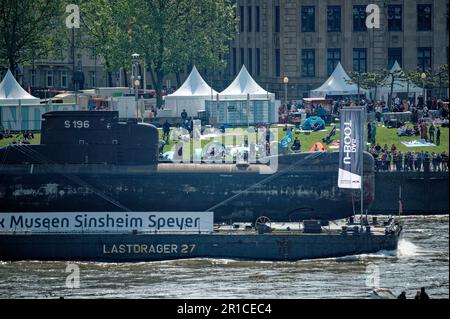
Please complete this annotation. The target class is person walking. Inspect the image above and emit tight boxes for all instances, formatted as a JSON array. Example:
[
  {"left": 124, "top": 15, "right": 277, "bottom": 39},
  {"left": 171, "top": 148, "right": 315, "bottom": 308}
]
[
  {"left": 429, "top": 124, "right": 435, "bottom": 143},
  {"left": 436, "top": 126, "right": 441, "bottom": 146}
]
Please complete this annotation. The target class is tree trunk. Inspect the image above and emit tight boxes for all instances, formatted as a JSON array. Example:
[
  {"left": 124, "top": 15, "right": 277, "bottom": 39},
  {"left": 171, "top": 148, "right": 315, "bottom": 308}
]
[
  {"left": 123, "top": 68, "right": 128, "bottom": 87},
  {"left": 107, "top": 71, "right": 113, "bottom": 87},
  {"left": 388, "top": 76, "right": 395, "bottom": 111},
  {"left": 176, "top": 71, "right": 182, "bottom": 88},
  {"left": 9, "top": 56, "right": 16, "bottom": 74},
  {"left": 149, "top": 67, "right": 163, "bottom": 109}
]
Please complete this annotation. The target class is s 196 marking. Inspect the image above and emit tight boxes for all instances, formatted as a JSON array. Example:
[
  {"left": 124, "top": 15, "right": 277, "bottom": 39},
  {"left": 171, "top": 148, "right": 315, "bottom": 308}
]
[{"left": 65, "top": 120, "right": 90, "bottom": 129}]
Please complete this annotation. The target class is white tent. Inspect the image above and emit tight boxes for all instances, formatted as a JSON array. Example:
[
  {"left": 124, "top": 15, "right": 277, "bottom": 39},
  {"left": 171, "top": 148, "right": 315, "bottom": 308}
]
[
  {"left": 0, "top": 70, "right": 40, "bottom": 105},
  {"left": 310, "top": 62, "right": 365, "bottom": 98},
  {"left": 378, "top": 61, "right": 422, "bottom": 102},
  {"left": 164, "top": 66, "right": 217, "bottom": 117},
  {"left": 220, "top": 65, "right": 275, "bottom": 100}
]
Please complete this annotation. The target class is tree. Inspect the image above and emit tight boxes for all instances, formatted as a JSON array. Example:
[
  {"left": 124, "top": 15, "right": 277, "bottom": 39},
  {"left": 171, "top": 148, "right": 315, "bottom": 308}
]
[
  {"left": 133, "top": 0, "right": 238, "bottom": 108},
  {"left": 432, "top": 64, "right": 449, "bottom": 99},
  {"left": 360, "top": 71, "right": 387, "bottom": 101},
  {"left": 0, "top": 0, "right": 65, "bottom": 73},
  {"left": 385, "top": 68, "right": 406, "bottom": 110},
  {"left": 347, "top": 71, "right": 365, "bottom": 96},
  {"left": 346, "top": 71, "right": 387, "bottom": 100},
  {"left": 80, "top": 0, "right": 140, "bottom": 87}
]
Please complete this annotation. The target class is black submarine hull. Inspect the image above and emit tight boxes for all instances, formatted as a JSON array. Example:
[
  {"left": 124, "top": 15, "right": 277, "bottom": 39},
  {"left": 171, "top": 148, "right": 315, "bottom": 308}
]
[{"left": 0, "top": 152, "right": 375, "bottom": 223}]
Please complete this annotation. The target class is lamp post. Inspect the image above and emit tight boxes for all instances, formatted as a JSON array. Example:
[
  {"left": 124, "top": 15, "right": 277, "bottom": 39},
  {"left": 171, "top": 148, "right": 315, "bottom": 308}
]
[
  {"left": 421, "top": 72, "right": 427, "bottom": 108},
  {"left": 132, "top": 53, "right": 141, "bottom": 121},
  {"left": 283, "top": 76, "right": 289, "bottom": 105}
]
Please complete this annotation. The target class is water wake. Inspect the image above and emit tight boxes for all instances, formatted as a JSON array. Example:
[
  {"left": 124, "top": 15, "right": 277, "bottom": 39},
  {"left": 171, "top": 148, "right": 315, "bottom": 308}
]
[{"left": 397, "top": 239, "right": 420, "bottom": 257}]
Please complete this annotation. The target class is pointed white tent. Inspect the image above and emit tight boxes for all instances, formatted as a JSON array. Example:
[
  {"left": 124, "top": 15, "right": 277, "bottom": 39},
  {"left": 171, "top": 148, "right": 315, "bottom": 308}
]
[
  {"left": 378, "top": 61, "right": 422, "bottom": 102},
  {"left": 0, "top": 70, "right": 40, "bottom": 105},
  {"left": 220, "top": 65, "right": 275, "bottom": 100},
  {"left": 164, "top": 66, "right": 218, "bottom": 117},
  {"left": 310, "top": 62, "right": 365, "bottom": 98}
]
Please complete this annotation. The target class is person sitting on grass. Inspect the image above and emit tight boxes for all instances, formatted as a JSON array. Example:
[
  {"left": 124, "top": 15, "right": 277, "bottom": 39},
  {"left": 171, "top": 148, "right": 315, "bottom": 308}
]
[{"left": 291, "top": 137, "right": 301, "bottom": 152}]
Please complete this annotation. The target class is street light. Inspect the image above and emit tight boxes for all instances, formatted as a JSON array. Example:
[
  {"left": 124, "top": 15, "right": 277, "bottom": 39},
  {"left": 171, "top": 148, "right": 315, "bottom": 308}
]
[
  {"left": 132, "top": 53, "right": 141, "bottom": 121},
  {"left": 283, "top": 76, "right": 289, "bottom": 105},
  {"left": 421, "top": 72, "right": 427, "bottom": 107}
]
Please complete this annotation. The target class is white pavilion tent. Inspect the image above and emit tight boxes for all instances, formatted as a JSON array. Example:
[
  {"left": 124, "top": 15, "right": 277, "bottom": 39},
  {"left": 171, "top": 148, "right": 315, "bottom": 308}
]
[
  {"left": 310, "top": 62, "right": 366, "bottom": 98},
  {"left": 204, "top": 65, "right": 279, "bottom": 125},
  {"left": 219, "top": 65, "right": 275, "bottom": 101},
  {"left": 378, "top": 61, "right": 422, "bottom": 103},
  {"left": 0, "top": 70, "right": 40, "bottom": 105},
  {"left": 164, "top": 66, "right": 217, "bottom": 117}
]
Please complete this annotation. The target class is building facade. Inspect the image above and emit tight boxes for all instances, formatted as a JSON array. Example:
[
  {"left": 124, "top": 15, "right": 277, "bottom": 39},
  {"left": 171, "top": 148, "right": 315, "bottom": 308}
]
[
  {"left": 5, "top": 0, "right": 449, "bottom": 101},
  {"left": 218, "top": 0, "right": 449, "bottom": 100}
]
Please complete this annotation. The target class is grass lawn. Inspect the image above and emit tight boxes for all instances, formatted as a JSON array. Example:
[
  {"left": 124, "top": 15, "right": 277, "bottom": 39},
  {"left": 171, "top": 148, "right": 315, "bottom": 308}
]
[{"left": 1, "top": 124, "right": 448, "bottom": 155}]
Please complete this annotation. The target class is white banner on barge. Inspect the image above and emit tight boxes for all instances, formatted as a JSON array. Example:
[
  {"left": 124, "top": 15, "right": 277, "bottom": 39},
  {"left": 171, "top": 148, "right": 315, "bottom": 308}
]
[{"left": 0, "top": 212, "right": 214, "bottom": 233}]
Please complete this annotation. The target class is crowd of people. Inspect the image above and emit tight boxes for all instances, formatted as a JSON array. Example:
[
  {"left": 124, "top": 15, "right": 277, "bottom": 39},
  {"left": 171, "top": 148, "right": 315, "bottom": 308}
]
[
  {"left": 368, "top": 143, "right": 449, "bottom": 172},
  {"left": 397, "top": 287, "right": 430, "bottom": 300},
  {"left": 0, "top": 130, "right": 35, "bottom": 144}
]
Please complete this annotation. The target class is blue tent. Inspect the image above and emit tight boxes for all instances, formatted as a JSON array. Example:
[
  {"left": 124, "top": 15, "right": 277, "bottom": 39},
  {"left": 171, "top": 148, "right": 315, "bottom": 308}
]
[{"left": 302, "top": 116, "right": 326, "bottom": 131}]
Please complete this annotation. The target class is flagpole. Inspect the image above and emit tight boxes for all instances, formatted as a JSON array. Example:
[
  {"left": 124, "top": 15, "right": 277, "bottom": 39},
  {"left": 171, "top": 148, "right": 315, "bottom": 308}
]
[{"left": 361, "top": 106, "right": 366, "bottom": 222}]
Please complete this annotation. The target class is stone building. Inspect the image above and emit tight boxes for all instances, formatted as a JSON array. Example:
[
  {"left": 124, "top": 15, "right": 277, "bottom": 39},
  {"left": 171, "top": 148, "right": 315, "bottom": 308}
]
[
  {"left": 217, "top": 0, "right": 449, "bottom": 100},
  {"left": 5, "top": 0, "right": 449, "bottom": 101}
]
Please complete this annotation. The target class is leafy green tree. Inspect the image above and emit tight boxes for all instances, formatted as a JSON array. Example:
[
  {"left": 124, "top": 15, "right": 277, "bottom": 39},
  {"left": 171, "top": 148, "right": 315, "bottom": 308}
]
[
  {"left": 0, "top": 0, "right": 65, "bottom": 73},
  {"left": 433, "top": 64, "right": 449, "bottom": 99},
  {"left": 133, "top": 0, "right": 238, "bottom": 108},
  {"left": 80, "top": 0, "right": 140, "bottom": 87},
  {"left": 385, "top": 68, "right": 406, "bottom": 110}
]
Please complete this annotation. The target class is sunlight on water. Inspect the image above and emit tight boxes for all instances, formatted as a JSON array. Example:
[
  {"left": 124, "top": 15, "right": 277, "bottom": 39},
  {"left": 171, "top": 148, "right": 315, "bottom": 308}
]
[{"left": 397, "top": 239, "right": 419, "bottom": 257}]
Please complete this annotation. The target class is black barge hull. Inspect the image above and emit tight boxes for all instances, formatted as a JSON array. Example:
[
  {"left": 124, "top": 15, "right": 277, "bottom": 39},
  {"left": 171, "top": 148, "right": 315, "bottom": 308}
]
[{"left": 0, "top": 232, "right": 400, "bottom": 262}]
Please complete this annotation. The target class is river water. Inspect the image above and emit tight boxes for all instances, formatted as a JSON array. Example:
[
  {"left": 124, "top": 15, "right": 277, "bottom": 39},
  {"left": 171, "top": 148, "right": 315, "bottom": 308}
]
[{"left": 0, "top": 215, "right": 448, "bottom": 299}]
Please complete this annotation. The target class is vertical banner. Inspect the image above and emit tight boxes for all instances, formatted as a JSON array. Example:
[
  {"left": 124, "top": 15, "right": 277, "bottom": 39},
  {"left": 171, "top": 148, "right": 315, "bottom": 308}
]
[{"left": 338, "top": 107, "right": 365, "bottom": 189}]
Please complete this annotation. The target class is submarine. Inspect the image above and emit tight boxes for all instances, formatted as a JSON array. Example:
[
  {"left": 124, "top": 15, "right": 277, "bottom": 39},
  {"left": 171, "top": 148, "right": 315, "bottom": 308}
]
[{"left": 0, "top": 111, "right": 375, "bottom": 223}]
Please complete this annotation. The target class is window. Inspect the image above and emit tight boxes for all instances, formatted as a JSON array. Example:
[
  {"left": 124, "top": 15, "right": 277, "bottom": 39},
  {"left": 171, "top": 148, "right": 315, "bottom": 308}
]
[
  {"left": 256, "top": 7, "right": 260, "bottom": 32},
  {"left": 275, "top": 6, "right": 280, "bottom": 33},
  {"left": 301, "top": 49, "right": 315, "bottom": 77},
  {"left": 248, "top": 48, "right": 253, "bottom": 75},
  {"left": 61, "top": 71, "right": 68, "bottom": 88},
  {"left": 248, "top": 6, "right": 252, "bottom": 32},
  {"left": 91, "top": 47, "right": 97, "bottom": 60},
  {"left": 90, "top": 71, "right": 96, "bottom": 88},
  {"left": 30, "top": 69, "right": 36, "bottom": 87},
  {"left": 417, "top": 47, "right": 432, "bottom": 71},
  {"left": 232, "top": 48, "right": 237, "bottom": 75},
  {"left": 388, "top": 5, "right": 402, "bottom": 31},
  {"left": 275, "top": 49, "right": 280, "bottom": 77},
  {"left": 327, "top": 49, "right": 341, "bottom": 76},
  {"left": 46, "top": 70, "right": 54, "bottom": 87},
  {"left": 301, "top": 6, "right": 315, "bottom": 32},
  {"left": 256, "top": 48, "right": 261, "bottom": 76},
  {"left": 240, "top": 6, "right": 245, "bottom": 32},
  {"left": 417, "top": 4, "right": 432, "bottom": 31},
  {"left": 388, "top": 48, "right": 402, "bottom": 69},
  {"left": 240, "top": 48, "right": 245, "bottom": 68},
  {"left": 327, "top": 6, "right": 341, "bottom": 32},
  {"left": 353, "top": 48, "right": 367, "bottom": 72},
  {"left": 353, "top": 5, "right": 367, "bottom": 32}
]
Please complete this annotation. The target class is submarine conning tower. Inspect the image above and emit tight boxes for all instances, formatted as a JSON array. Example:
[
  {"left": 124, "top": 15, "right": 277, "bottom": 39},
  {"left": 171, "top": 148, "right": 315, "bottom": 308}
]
[{"left": 1, "top": 111, "right": 159, "bottom": 165}]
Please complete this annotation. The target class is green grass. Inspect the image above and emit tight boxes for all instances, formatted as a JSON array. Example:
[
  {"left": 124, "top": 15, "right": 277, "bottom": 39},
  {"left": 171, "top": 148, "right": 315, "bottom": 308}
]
[
  {"left": 0, "top": 134, "right": 41, "bottom": 148},
  {"left": 2, "top": 125, "right": 448, "bottom": 155}
]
